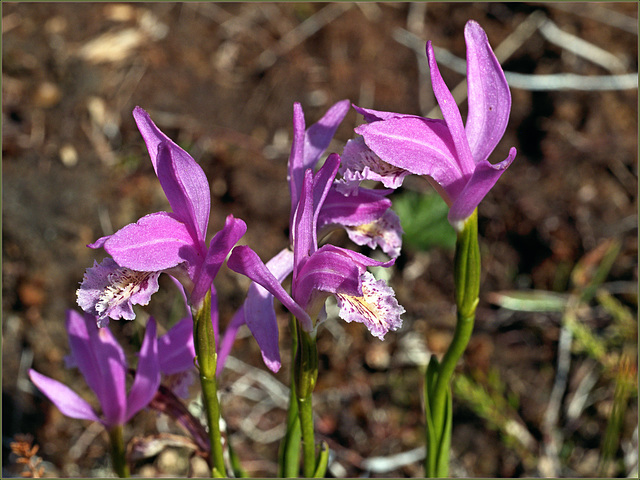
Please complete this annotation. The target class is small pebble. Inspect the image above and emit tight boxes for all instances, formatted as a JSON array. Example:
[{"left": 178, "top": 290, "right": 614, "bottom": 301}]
[
  {"left": 59, "top": 144, "right": 78, "bottom": 167},
  {"left": 33, "top": 82, "right": 61, "bottom": 109}
]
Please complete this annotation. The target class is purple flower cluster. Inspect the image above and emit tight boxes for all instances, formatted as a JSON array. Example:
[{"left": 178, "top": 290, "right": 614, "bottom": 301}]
[{"left": 30, "top": 20, "right": 514, "bottom": 435}]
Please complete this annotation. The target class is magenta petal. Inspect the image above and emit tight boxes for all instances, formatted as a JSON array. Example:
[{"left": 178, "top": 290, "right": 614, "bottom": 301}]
[
  {"left": 87, "top": 235, "right": 109, "bottom": 249},
  {"left": 356, "top": 116, "right": 466, "bottom": 200},
  {"left": 291, "top": 154, "right": 339, "bottom": 261},
  {"left": 191, "top": 215, "right": 247, "bottom": 307},
  {"left": 65, "top": 310, "right": 105, "bottom": 399},
  {"left": 228, "top": 246, "right": 313, "bottom": 331},
  {"left": 159, "top": 317, "right": 195, "bottom": 375},
  {"left": 104, "top": 212, "right": 195, "bottom": 272},
  {"left": 292, "top": 170, "right": 316, "bottom": 277},
  {"left": 293, "top": 246, "right": 363, "bottom": 310},
  {"left": 126, "top": 318, "right": 160, "bottom": 422},
  {"left": 448, "top": 147, "right": 517, "bottom": 225},
  {"left": 156, "top": 142, "right": 211, "bottom": 245},
  {"left": 324, "top": 243, "right": 395, "bottom": 270},
  {"left": 133, "top": 106, "right": 173, "bottom": 173},
  {"left": 67, "top": 311, "right": 127, "bottom": 426},
  {"left": 464, "top": 20, "right": 512, "bottom": 164},
  {"left": 288, "top": 102, "right": 307, "bottom": 225},
  {"left": 304, "top": 99, "right": 350, "bottom": 168},
  {"left": 67, "top": 311, "right": 127, "bottom": 425},
  {"left": 133, "top": 108, "right": 211, "bottom": 242},
  {"left": 29, "top": 370, "right": 101, "bottom": 423},
  {"left": 318, "top": 187, "right": 392, "bottom": 231},
  {"left": 352, "top": 104, "right": 409, "bottom": 123},
  {"left": 242, "top": 248, "right": 295, "bottom": 373},
  {"left": 426, "top": 41, "right": 475, "bottom": 176},
  {"left": 311, "top": 153, "right": 341, "bottom": 239}
]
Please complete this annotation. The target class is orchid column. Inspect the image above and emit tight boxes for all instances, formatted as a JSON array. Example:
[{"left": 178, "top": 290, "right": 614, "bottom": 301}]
[{"left": 345, "top": 20, "right": 516, "bottom": 477}]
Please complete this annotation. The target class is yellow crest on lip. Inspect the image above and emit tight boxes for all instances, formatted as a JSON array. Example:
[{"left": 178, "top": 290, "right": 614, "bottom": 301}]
[
  {"left": 335, "top": 271, "right": 404, "bottom": 340},
  {"left": 95, "top": 269, "right": 155, "bottom": 317}
]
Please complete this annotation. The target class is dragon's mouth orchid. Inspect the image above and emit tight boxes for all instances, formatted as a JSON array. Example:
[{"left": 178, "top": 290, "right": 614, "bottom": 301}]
[
  {"left": 220, "top": 101, "right": 403, "bottom": 373},
  {"left": 228, "top": 154, "right": 405, "bottom": 367},
  {"left": 289, "top": 100, "right": 403, "bottom": 258},
  {"left": 29, "top": 310, "right": 160, "bottom": 430},
  {"left": 77, "top": 107, "right": 246, "bottom": 326},
  {"left": 343, "top": 20, "right": 517, "bottom": 229}
]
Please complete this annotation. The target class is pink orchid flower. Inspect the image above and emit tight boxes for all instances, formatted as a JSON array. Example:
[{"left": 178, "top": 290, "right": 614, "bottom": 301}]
[{"left": 345, "top": 20, "right": 517, "bottom": 229}]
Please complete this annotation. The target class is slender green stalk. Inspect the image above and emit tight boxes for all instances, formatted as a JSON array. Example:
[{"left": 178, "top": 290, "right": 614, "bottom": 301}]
[
  {"left": 193, "top": 290, "right": 227, "bottom": 477},
  {"left": 298, "top": 393, "right": 316, "bottom": 478},
  {"left": 279, "top": 317, "right": 302, "bottom": 478},
  {"left": 423, "top": 357, "right": 440, "bottom": 477},
  {"left": 424, "top": 210, "right": 480, "bottom": 477},
  {"left": 313, "top": 441, "right": 330, "bottom": 478},
  {"left": 295, "top": 326, "right": 318, "bottom": 478},
  {"left": 108, "top": 425, "right": 130, "bottom": 478}
]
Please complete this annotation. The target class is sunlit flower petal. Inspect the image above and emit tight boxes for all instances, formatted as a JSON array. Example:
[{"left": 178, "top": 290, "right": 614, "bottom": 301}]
[
  {"left": 353, "top": 20, "right": 516, "bottom": 226},
  {"left": 344, "top": 209, "right": 403, "bottom": 259},
  {"left": 77, "top": 257, "right": 160, "bottom": 326},
  {"left": 337, "top": 137, "right": 411, "bottom": 195},
  {"left": 335, "top": 271, "right": 405, "bottom": 340}
]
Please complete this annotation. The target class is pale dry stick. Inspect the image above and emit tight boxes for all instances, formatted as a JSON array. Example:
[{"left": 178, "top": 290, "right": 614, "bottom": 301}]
[
  {"left": 224, "top": 355, "right": 289, "bottom": 405},
  {"left": 229, "top": 374, "right": 274, "bottom": 403},
  {"left": 2, "top": 12, "right": 22, "bottom": 33},
  {"left": 565, "top": 360, "right": 600, "bottom": 425},
  {"left": 390, "top": 28, "right": 433, "bottom": 116},
  {"left": 538, "top": 17, "right": 628, "bottom": 73},
  {"left": 433, "top": 9, "right": 546, "bottom": 115},
  {"left": 356, "top": 77, "right": 376, "bottom": 117},
  {"left": 393, "top": 10, "right": 546, "bottom": 118},
  {"left": 549, "top": 2, "right": 639, "bottom": 35},
  {"left": 219, "top": 4, "right": 268, "bottom": 42},
  {"left": 191, "top": 2, "right": 234, "bottom": 24},
  {"left": 98, "top": 206, "right": 114, "bottom": 237},
  {"left": 539, "top": 316, "right": 574, "bottom": 478},
  {"left": 503, "top": 72, "right": 638, "bottom": 91},
  {"left": 238, "top": 396, "right": 287, "bottom": 443},
  {"left": 623, "top": 425, "right": 638, "bottom": 477},
  {"left": 254, "top": 3, "right": 353, "bottom": 72},
  {"left": 361, "top": 446, "right": 426, "bottom": 474},
  {"left": 354, "top": 3, "right": 382, "bottom": 23},
  {"left": 114, "top": 58, "right": 148, "bottom": 114},
  {"left": 406, "top": 2, "right": 427, "bottom": 38},
  {"left": 68, "top": 422, "right": 105, "bottom": 462},
  {"left": 257, "top": 3, "right": 297, "bottom": 38},
  {"left": 407, "top": 3, "right": 431, "bottom": 115},
  {"left": 396, "top": 17, "right": 639, "bottom": 95},
  {"left": 392, "top": 2, "right": 432, "bottom": 116},
  {"left": 81, "top": 119, "right": 117, "bottom": 167}
]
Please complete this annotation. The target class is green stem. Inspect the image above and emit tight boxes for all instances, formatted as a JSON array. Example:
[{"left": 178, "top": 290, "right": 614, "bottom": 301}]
[
  {"left": 425, "top": 210, "right": 480, "bottom": 477},
  {"left": 423, "top": 357, "right": 440, "bottom": 477},
  {"left": 279, "top": 317, "right": 302, "bottom": 478},
  {"left": 108, "top": 425, "right": 130, "bottom": 478},
  {"left": 193, "top": 290, "right": 227, "bottom": 477},
  {"left": 298, "top": 393, "right": 316, "bottom": 478},
  {"left": 295, "top": 326, "right": 318, "bottom": 478}
]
